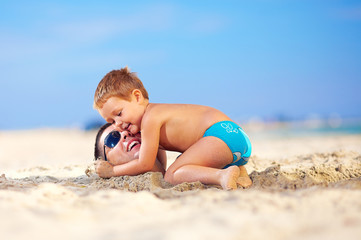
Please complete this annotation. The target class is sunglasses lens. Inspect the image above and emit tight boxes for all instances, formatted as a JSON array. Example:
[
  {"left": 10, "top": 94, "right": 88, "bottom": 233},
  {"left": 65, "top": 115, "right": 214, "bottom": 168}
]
[{"left": 104, "top": 131, "right": 121, "bottom": 148}]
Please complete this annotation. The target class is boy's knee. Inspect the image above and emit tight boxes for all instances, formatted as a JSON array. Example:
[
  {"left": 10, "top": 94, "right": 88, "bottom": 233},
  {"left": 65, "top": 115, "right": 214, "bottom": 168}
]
[{"left": 164, "top": 171, "right": 174, "bottom": 184}]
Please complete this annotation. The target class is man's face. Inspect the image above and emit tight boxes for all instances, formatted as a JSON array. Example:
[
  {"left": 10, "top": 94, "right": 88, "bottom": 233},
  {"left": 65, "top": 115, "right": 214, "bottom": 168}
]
[{"left": 101, "top": 124, "right": 141, "bottom": 165}]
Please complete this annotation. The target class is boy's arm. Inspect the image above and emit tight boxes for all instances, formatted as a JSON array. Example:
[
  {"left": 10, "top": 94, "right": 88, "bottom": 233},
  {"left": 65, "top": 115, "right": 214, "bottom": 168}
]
[{"left": 95, "top": 156, "right": 165, "bottom": 178}]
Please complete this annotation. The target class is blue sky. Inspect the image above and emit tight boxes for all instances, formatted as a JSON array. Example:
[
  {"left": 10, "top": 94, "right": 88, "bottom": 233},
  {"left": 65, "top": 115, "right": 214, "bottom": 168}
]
[{"left": 1, "top": 0, "right": 361, "bottom": 130}]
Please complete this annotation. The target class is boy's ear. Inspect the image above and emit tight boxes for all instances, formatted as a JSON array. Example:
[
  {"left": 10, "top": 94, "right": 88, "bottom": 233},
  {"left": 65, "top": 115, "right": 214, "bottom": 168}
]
[{"left": 131, "top": 89, "right": 143, "bottom": 103}]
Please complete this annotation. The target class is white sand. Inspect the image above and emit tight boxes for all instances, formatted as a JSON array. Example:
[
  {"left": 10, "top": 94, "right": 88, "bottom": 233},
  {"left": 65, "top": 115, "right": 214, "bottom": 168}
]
[{"left": 0, "top": 129, "right": 361, "bottom": 240}]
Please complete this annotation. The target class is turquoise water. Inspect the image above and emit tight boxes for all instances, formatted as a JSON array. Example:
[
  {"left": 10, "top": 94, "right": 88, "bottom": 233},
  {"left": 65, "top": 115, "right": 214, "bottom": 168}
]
[
  {"left": 246, "top": 120, "right": 361, "bottom": 139},
  {"left": 274, "top": 126, "right": 361, "bottom": 138},
  {"left": 309, "top": 125, "right": 361, "bottom": 135}
]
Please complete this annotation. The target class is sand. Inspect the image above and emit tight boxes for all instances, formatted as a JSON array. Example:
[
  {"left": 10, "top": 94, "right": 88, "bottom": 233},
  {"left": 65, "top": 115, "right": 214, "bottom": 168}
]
[{"left": 0, "top": 129, "right": 361, "bottom": 240}]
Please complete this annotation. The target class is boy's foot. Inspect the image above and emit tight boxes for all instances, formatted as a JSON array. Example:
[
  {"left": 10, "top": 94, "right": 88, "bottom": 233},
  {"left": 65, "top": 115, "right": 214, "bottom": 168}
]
[
  {"left": 220, "top": 166, "right": 240, "bottom": 190},
  {"left": 236, "top": 165, "right": 252, "bottom": 188}
]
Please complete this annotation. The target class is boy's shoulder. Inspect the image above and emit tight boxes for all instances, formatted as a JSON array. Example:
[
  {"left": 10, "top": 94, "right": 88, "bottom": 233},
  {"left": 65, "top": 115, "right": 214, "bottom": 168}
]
[
  {"left": 143, "top": 103, "right": 177, "bottom": 123},
  {"left": 146, "top": 103, "right": 177, "bottom": 112},
  {"left": 146, "top": 103, "right": 207, "bottom": 114},
  {"left": 143, "top": 103, "right": 164, "bottom": 120}
]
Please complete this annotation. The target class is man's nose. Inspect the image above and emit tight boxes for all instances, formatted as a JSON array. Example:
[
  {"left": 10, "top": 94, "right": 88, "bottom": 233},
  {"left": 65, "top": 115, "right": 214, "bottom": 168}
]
[
  {"left": 120, "top": 131, "right": 129, "bottom": 142},
  {"left": 120, "top": 131, "right": 135, "bottom": 142}
]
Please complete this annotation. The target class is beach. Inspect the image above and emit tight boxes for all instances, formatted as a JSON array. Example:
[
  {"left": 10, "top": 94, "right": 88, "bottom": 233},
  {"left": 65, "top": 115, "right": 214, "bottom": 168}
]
[{"left": 0, "top": 128, "right": 361, "bottom": 240}]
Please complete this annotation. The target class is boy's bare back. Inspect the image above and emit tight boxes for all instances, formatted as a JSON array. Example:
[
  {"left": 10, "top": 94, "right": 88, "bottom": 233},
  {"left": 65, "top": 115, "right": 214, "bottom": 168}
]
[{"left": 144, "top": 103, "right": 232, "bottom": 152}]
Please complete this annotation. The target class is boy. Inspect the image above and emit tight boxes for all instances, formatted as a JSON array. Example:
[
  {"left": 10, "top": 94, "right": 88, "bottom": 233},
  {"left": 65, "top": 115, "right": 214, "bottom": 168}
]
[{"left": 94, "top": 67, "right": 252, "bottom": 190}]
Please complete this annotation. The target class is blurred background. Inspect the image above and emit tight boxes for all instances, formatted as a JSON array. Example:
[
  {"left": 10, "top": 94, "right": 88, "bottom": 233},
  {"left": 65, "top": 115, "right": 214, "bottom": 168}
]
[{"left": 1, "top": 0, "right": 360, "bottom": 133}]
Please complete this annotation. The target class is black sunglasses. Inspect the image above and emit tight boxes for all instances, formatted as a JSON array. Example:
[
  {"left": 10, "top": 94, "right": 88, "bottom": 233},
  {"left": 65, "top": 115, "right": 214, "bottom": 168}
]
[{"left": 103, "top": 131, "right": 121, "bottom": 161}]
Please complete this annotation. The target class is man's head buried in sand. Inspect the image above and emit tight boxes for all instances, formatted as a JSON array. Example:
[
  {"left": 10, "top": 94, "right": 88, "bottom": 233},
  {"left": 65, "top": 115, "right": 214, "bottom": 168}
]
[{"left": 94, "top": 123, "right": 166, "bottom": 177}]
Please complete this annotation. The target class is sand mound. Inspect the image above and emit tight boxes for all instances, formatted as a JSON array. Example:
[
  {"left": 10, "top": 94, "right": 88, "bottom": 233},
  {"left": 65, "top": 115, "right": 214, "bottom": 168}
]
[
  {"left": 88, "top": 150, "right": 361, "bottom": 197},
  {"left": 251, "top": 151, "right": 361, "bottom": 190},
  {"left": 2, "top": 150, "right": 359, "bottom": 199}
]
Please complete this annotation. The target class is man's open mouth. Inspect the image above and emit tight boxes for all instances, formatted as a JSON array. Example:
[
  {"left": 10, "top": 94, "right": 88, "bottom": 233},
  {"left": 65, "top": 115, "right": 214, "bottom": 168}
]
[{"left": 127, "top": 139, "right": 141, "bottom": 152}]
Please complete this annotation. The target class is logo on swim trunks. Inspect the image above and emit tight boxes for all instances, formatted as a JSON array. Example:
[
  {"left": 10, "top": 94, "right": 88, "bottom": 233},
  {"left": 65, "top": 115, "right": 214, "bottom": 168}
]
[
  {"left": 233, "top": 152, "right": 242, "bottom": 161},
  {"left": 221, "top": 122, "right": 241, "bottom": 134}
]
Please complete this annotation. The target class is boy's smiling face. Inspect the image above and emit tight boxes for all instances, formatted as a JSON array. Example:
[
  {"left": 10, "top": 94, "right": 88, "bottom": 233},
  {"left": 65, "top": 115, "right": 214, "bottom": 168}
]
[{"left": 99, "top": 90, "right": 145, "bottom": 134}]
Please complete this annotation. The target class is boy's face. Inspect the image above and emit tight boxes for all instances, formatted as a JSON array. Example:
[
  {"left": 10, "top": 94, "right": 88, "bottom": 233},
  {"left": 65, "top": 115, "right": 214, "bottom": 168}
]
[
  {"left": 100, "top": 124, "right": 142, "bottom": 164},
  {"left": 98, "top": 92, "right": 144, "bottom": 134}
]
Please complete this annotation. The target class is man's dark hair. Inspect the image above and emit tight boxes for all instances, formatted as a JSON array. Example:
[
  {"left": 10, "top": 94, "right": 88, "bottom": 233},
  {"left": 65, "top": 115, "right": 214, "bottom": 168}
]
[{"left": 94, "top": 123, "right": 112, "bottom": 160}]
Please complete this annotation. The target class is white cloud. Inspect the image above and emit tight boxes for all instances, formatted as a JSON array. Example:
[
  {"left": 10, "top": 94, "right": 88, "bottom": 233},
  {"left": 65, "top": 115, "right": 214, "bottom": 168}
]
[
  {"left": 0, "top": 2, "right": 229, "bottom": 66},
  {"left": 0, "top": 3, "right": 175, "bottom": 63},
  {"left": 52, "top": 4, "right": 175, "bottom": 44}
]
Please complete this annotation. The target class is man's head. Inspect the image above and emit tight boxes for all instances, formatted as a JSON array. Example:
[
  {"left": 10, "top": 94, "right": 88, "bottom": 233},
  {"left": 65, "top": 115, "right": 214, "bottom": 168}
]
[
  {"left": 94, "top": 67, "right": 149, "bottom": 110},
  {"left": 94, "top": 123, "right": 142, "bottom": 165}
]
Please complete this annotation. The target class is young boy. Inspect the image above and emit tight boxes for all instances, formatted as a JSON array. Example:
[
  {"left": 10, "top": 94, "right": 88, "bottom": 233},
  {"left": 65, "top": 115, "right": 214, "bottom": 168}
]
[{"left": 94, "top": 67, "right": 252, "bottom": 190}]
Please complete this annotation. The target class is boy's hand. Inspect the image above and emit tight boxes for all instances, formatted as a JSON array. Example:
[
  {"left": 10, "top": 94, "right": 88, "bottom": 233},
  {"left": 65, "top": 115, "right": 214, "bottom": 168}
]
[{"left": 94, "top": 160, "right": 115, "bottom": 178}]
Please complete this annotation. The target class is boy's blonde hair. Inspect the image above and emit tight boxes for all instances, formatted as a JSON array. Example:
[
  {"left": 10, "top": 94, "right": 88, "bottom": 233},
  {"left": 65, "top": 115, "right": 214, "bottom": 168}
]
[{"left": 93, "top": 67, "right": 149, "bottom": 109}]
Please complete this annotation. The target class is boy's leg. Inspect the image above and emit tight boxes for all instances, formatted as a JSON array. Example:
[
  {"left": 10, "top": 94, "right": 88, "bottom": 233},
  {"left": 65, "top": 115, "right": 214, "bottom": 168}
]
[
  {"left": 165, "top": 136, "right": 240, "bottom": 190},
  {"left": 169, "top": 165, "right": 241, "bottom": 190}
]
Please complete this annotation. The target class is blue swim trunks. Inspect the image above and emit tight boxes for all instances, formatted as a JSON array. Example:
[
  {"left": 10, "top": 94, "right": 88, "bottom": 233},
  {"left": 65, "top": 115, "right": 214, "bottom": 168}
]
[{"left": 203, "top": 121, "right": 252, "bottom": 168}]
